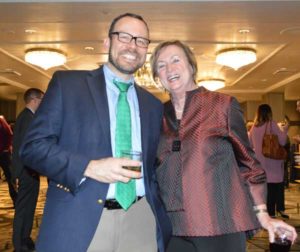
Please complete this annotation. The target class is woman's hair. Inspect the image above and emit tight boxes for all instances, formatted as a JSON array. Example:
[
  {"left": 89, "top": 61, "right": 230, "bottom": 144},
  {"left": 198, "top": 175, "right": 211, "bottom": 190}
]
[
  {"left": 150, "top": 40, "right": 198, "bottom": 83},
  {"left": 254, "top": 103, "right": 273, "bottom": 126}
]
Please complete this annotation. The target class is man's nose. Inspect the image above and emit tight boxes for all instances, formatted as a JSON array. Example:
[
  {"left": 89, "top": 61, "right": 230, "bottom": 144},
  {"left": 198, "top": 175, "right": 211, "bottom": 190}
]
[{"left": 128, "top": 38, "right": 138, "bottom": 48}]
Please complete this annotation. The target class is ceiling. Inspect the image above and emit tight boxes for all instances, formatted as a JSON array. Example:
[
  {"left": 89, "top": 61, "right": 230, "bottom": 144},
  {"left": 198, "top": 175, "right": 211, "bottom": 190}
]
[{"left": 1, "top": 0, "right": 300, "bottom": 102}]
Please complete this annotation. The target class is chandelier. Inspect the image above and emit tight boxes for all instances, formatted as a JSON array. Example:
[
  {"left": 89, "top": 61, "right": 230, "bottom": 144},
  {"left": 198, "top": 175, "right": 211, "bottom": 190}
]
[
  {"left": 25, "top": 48, "right": 67, "bottom": 70},
  {"left": 198, "top": 79, "right": 225, "bottom": 91},
  {"left": 216, "top": 48, "right": 257, "bottom": 70},
  {"left": 134, "top": 64, "right": 159, "bottom": 89}
]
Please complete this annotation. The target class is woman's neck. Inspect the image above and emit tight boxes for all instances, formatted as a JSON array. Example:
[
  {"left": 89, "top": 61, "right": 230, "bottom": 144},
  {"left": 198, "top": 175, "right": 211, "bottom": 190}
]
[
  {"left": 171, "top": 83, "right": 197, "bottom": 112},
  {"left": 171, "top": 93, "right": 186, "bottom": 120}
]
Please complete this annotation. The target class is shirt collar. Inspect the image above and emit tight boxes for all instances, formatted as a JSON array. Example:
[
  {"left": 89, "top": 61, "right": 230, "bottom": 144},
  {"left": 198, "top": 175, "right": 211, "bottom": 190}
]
[{"left": 103, "top": 64, "right": 135, "bottom": 86}]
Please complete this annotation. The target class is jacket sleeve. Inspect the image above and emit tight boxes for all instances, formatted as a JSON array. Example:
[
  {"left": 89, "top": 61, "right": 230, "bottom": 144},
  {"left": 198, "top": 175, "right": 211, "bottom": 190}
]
[
  {"left": 11, "top": 111, "right": 33, "bottom": 180},
  {"left": 20, "top": 72, "right": 90, "bottom": 193},
  {"left": 228, "top": 97, "right": 267, "bottom": 206}
]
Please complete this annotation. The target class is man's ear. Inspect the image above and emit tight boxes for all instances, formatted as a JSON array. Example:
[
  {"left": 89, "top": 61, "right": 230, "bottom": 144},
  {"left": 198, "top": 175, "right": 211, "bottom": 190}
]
[{"left": 104, "top": 38, "right": 110, "bottom": 51}]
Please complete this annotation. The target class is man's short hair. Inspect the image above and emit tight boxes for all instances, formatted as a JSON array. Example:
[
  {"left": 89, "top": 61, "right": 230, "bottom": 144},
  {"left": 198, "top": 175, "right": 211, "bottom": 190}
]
[
  {"left": 108, "top": 13, "right": 149, "bottom": 36},
  {"left": 24, "top": 88, "right": 44, "bottom": 104}
]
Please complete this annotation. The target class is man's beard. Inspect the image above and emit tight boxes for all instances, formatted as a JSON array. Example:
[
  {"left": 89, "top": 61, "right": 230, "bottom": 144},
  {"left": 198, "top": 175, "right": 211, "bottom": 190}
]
[{"left": 108, "top": 47, "right": 144, "bottom": 75}]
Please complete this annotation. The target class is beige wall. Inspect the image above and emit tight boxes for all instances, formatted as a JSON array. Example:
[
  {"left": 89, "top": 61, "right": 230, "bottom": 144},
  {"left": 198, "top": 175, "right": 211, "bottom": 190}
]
[
  {"left": 16, "top": 92, "right": 26, "bottom": 117},
  {"left": 0, "top": 99, "right": 16, "bottom": 122},
  {"left": 241, "top": 101, "right": 261, "bottom": 122},
  {"left": 262, "top": 93, "right": 285, "bottom": 122}
]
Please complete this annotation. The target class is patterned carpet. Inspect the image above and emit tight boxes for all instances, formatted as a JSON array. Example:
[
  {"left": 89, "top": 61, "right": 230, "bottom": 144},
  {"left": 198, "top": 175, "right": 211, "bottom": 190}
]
[{"left": 1, "top": 177, "right": 300, "bottom": 252}]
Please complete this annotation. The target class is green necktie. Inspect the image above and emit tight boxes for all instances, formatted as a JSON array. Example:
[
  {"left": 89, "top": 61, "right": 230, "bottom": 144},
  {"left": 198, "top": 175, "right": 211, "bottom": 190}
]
[{"left": 114, "top": 80, "right": 136, "bottom": 210}]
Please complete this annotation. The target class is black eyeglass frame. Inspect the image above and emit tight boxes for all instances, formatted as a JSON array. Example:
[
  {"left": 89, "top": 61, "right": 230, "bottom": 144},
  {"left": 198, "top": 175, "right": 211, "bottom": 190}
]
[{"left": 110, "top": 31, "right": 151, "bottom": 48}]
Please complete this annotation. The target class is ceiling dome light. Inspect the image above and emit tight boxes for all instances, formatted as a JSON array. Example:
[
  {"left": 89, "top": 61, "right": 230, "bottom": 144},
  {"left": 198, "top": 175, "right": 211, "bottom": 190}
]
[
  {"left": 25, "top": 48, "right": 67, "bottom": 70},
  {"left": 216, "top": 48, "right": 257, "bottom": 70},
  {"left": 198, "top": 79, "right": 225, "bottom": 91}
]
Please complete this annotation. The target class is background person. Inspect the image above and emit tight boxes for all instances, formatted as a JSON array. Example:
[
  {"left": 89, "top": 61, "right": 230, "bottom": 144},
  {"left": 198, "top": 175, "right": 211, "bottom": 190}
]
[
  {"left": 19, "top": 13, "right": 171, "bottom": 252},
  {"left": 292, "top": 100, "right": 300, "bottom": 144},
  {"left": 0, "top": 115, "right": 16, "bottom": 206},
  {"left": 150, "top": 40, "right": 297, "bottom": 252},
  {"left": 12, "top": 88, "right": 44, "bottom": 252},
  {"left": 249, "top": 104, "right": 289, "bottom": 219}
]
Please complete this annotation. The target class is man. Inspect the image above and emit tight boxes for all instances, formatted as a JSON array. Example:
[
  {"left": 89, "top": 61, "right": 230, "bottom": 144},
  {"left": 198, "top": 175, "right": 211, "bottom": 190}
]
[
  {"left": 0, "top": 115, "right": 16, "bottom": 205},
  {"left": 20, "top": 13, "right": 171, "bottom": 252},
  {"left": 12, "top": 88, "right": 44, "bottom": 252}
]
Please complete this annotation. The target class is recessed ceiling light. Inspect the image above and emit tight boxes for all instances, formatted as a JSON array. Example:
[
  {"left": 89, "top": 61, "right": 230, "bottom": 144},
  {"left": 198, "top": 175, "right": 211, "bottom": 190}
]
[
  {"left": 84, "top": 46, "right": 94, "bottom": 51},
  {"left": 0, "top": 69, "right": 22, "bottom": 76},
  {"left": 25, "top": 29, "right": 37, "bottom": 34},
  {"left": 238, "top": 29, "right": 250, "bottom": 34},
  {"left": 272, "top": 68, "right": 296, "bottom": 75},
  {"left": 280, "top": 26, "right": 300, "bottom": 35}
]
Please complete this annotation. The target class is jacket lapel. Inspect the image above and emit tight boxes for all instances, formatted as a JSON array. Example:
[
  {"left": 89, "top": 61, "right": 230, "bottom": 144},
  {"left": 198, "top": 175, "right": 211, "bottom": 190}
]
[
  {"left": 164, "top": 101, "right": 179, "bottom": 132},
  {"left": 86, "top": 67, "right": 112, "bottom": 153},
  {"left": 135, "top": 85, "right": 150, "bottom": 170}
]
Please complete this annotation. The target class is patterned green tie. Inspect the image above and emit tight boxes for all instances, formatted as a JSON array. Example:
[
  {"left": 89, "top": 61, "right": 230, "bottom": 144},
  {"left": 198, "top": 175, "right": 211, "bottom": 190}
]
[{"left": 114, "top": 80, "right": 136, "bottom": 210}]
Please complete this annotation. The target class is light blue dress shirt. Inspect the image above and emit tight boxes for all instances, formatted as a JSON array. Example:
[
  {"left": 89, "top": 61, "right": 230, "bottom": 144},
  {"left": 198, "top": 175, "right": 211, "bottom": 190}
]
[{"left": 103, "top": 65, "right": 145, "bottom": 199}]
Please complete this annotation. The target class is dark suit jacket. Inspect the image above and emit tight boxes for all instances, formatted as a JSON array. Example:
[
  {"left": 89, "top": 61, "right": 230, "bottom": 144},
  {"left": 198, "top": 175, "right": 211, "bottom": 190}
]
[
  {"left": 12, "top": 108, "right": 35, "bottom": 180},
  {"left": 20, "top": 66, "right": 172, "bottom": 252},
  {"left": 156, "top": 87, "right": 266, "bottom": 236}
]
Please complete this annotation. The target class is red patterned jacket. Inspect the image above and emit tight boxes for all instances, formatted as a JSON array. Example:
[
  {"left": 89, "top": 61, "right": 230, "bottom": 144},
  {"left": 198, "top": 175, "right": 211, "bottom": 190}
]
[{"left": 156, "top": 87, "right": 266, "bottom": 236}]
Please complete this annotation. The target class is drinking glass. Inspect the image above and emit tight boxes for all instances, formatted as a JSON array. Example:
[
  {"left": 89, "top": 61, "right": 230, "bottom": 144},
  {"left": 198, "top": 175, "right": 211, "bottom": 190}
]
[
  {"left": 269, "top": 236, "right": 291, "bottom": 252},
  {"left": 121, "top": 150, "right": 142, "bottom": 172}
]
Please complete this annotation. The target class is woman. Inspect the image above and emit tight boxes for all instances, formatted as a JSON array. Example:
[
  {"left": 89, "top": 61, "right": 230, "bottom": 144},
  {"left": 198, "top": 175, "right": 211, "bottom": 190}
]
[
  {"left": 248, "top": 104, "right": 289, "bottom": 218},
  {"left": 292, "top": 100, "right": 300, "bottom": 143},
  {"left": 150, "top": 40, "right": 297, "bottom": 251}
]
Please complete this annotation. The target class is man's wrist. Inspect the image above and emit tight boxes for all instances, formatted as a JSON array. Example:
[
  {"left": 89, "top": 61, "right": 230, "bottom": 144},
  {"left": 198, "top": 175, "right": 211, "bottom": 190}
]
[{"left": 84, "top": 160, "right": 94, "bottom": 178}]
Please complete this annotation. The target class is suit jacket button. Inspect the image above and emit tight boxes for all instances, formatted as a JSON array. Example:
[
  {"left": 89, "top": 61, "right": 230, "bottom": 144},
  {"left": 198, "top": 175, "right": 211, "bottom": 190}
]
[{"left": 97, "top": 199, "right": 103, "bottom": 204}]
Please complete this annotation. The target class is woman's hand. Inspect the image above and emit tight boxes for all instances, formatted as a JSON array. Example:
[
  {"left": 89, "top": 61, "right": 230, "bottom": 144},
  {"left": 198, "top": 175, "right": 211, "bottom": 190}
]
[{"left": 257, "top": 212, "right": 297, "bottom": 244}]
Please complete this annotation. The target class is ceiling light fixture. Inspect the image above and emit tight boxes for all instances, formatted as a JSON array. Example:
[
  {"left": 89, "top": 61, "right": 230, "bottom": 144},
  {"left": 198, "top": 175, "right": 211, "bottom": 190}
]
[
  {"left": 198, "top": 79, "right": 225, "bottom": 91},
  {"left": 25, "top": 48, "right": 67, "bottom": 70},
  {"left": 134, "top": 64, "right": 159, "bottom": 89},
  {"left": 216, "top": 48, "right": 257, "bottom": 70}
]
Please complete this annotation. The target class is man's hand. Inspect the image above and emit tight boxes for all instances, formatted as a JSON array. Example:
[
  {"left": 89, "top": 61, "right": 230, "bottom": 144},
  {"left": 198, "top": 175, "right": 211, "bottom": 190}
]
[{"left": 84, "top": 157, "right": 142, "bottom": 183}]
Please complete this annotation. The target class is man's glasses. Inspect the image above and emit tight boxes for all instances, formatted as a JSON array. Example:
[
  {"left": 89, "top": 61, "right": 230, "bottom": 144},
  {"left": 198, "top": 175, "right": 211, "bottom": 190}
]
[{"left": 110, "top": 31, "right": 150, "bottom": 48}]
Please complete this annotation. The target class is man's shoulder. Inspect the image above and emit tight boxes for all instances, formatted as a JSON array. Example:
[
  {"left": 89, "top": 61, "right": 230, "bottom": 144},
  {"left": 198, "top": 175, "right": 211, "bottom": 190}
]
[
  {"left": 15, "top": 108, "right": 32, "bottom": 124},
  {"left": 135, "top": 84, "right": 162, "bottom": 104},
  {"left": 49, "top": 67, "right": 104, "bottom": 91},
  {"left": 17, "top": 108, "right": 31, "bottom": 118},
  {"left": 53, "top": 67, "right": 102, "bottom": 79},
  {"left": 13, "top": 109, "right": 32, "bottom": 136}
]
